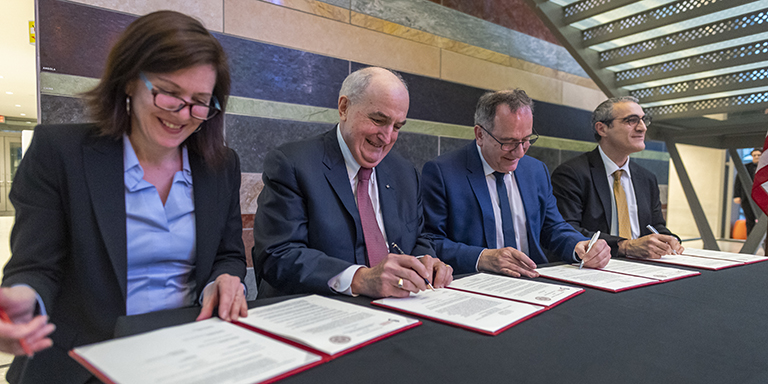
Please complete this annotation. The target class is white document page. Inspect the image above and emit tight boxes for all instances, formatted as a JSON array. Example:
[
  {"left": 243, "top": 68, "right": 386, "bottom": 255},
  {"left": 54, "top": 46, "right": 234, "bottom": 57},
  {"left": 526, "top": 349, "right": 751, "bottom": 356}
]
[
  {"left": 537, "top": 264, "right": 657, "bottom": 291},
  {"left": 632, "top": 254, "right": 743, "bottom": 269},
  {"left": 448, "top": 273, "right": 583, "bottom": 307},
  {"left": 373, "top": 289, "right": 544, "bottom": 334},
  {"left": 71, "top": 318, "right": 322, "bottom": 384},
  {"left": 682, "top": 248, "right": 768, "bottom": 263},
  {"left": 600, "top": 259, "right": 699, "bottom": 281},
  {"left": 237, "top": 295, "right": 419, "bottom": 356}
]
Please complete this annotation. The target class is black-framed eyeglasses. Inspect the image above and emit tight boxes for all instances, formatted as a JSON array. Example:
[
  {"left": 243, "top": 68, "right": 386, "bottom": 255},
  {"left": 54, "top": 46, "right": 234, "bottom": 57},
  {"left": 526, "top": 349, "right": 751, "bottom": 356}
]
[
  {"left": 139, "top": 72, "right": 221, "bottom": 121},
  {"left": 478, "top": 125, "right": 538, "bottom": 152},
  {"left": 602, "top": 114, "right": 651, "bottom": 129}
]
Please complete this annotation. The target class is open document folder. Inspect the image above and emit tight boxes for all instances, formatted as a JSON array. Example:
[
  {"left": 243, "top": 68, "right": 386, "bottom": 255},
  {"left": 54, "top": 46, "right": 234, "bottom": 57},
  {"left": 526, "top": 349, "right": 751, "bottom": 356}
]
[{"left": 70, "top": 295, "right": 420, "bottom": 384}]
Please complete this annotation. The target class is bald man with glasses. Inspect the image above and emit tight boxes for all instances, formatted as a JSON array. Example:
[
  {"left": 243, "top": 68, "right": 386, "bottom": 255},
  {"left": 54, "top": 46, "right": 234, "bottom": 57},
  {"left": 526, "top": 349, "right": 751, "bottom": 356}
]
[
  {"left": 551, "top": 96, "right": 683, "bottom": 259},
  {"left": 421, "top": 89, "right": 610, "bottom": 277}
]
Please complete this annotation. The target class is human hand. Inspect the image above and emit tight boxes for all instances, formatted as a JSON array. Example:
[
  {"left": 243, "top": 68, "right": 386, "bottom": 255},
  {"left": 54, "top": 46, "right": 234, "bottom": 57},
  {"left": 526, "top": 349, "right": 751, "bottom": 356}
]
[
  {"left": 477, "top": 247, "right": 538, "bottom": 278},
  {"left": 416, "top": 255, "right": 453, "bottom": 288},
  {"left": 350, "top": 254, "right": 435, "bottom": 298},
  {"left": 0, "top": 286, "right": 55, "bottom": 356},
  {"left": 619, "top": 234, "right": 682, "bottom": 259},
  {"left": 196, "top": 274, "right": 248, "bottom": 322},
  {"left": 734, "top": 197, "right": 742, "bottom": 205},
  {"left": 575, "top": 239, "right": 610, "bottom": 268}
]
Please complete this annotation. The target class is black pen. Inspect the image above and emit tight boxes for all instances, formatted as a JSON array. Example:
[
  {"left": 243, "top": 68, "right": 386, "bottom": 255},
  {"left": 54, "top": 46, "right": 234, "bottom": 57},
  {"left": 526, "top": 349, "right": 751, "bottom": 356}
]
[{"left": 391, "top": 242, "right": 436, "bottom": 291}]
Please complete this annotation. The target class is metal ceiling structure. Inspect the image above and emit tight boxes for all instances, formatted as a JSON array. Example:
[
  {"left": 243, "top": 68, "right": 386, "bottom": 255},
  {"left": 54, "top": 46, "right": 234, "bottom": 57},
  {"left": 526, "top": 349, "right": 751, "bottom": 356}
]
[{"left": 526, "top": 0, "right": 768, "bottom": 252}]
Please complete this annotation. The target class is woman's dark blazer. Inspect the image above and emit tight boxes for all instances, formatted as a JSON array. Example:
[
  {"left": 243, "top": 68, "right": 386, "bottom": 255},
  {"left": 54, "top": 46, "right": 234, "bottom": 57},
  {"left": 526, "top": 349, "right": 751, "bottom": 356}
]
[{"left": 2, "top": 124, "right": 246, "bottom": 383}]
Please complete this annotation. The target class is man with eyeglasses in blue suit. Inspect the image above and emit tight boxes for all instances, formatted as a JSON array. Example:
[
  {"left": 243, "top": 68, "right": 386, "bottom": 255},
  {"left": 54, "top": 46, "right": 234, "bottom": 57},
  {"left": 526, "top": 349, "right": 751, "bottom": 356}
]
[
  {"left": 551, "top": 96, "right": 683, "bottom": 259},
  {"left": 422, "top": 89, "right": 611, "bottom": 277}
]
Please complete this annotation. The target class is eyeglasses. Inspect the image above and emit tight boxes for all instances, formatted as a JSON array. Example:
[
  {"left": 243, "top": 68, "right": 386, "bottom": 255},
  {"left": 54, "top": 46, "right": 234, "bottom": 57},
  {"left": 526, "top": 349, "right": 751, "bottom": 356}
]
[
  {"left": 602, "top": 115, "right": 651, "bottom": 129},
  {"left": 139, "top": 72, "right": 221, "bottom": 121},
  {"left": 478, "top": 125, "right": 538, "bottom": 152}
]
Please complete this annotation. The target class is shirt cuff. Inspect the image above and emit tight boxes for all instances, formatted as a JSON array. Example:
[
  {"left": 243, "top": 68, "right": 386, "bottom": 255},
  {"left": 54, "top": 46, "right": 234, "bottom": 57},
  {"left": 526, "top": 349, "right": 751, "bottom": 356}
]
[
  {"left": 12, "top": 284, "right": 46, "bottom": 317},
  {"left": 475, "top": 249, "right": 487, "bottom": 272},
  {"left": 572, "top": 249, "right": 580, "bottom": 263},
  {"left": 328, "top": 265, "right": 365, "bottom": 296}
]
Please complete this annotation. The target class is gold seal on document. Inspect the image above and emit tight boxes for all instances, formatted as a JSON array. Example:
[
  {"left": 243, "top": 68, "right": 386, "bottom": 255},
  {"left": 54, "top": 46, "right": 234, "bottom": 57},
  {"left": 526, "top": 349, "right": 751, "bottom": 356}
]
[{"left": 329, "top": 335, "right": 351, "bottom": 344}]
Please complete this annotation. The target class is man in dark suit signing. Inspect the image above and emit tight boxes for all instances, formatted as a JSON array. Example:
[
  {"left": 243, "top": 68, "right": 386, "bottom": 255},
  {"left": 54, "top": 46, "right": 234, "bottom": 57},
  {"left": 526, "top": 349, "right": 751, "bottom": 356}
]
[
  {"left": 253, "top": 67, "right": 452, "bottom": 298},
  {"left": 421, "top": 89, "right": 610, "bottom": 277},
  {"left": 551, "top": 96, "right": 683, "bottom": 258}
]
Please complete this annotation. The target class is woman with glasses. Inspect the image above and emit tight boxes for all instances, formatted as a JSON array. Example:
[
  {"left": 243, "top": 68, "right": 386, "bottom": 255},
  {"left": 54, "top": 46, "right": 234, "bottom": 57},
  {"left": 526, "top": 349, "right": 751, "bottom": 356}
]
[{"left": 0, "top": 11, "right": 247, "bottom": 383}]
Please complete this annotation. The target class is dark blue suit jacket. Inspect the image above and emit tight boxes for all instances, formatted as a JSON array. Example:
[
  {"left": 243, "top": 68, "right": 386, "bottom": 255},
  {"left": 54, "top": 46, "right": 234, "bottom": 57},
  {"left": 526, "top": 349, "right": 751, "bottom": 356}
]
[
  {"left": 422, "top": 142, "right": 586, "bottom": 274},
  {"left": 253, "top": 128, "right": 434, "bottom": 296}
]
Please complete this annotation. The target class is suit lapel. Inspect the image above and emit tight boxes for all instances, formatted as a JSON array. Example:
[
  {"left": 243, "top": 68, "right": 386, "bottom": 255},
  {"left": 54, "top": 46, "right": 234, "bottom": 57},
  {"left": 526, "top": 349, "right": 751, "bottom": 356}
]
[
  {"left": 588, "top": 148, "right": 613, "bottom": 229},
  {"left": 322, "top": 129, "right": 366, "bottom": 264},
  {"left": 83, "top": 134, "right": 128, "bottom": 300},
  {"left": 377, "top": 159, "right": 399, "bottom": 251},
  {"left": 191, "top": 154, "right": 216, "bottom": 292},
  {"left": 465, "top": 144, "right": 496, "bottom": 248},
  {"left": 629, "top": 161, "right": 651, "bottom": 228}
]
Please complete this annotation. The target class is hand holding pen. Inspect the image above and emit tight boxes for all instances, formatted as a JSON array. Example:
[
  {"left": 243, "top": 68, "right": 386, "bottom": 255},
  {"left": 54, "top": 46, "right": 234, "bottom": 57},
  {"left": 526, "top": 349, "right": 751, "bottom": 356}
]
[
  {"left": 646, "top": 225, "right": 682, "bottom": 256},
  {"left": 580, "top": 231, "right": 601, "bottom": 269},
  {"left": 0, "top": 286, "right": 55, "bottom": 356},
  {"left": 576, "top": 231, "right": 611, "bottom": 269},
  {"left": 391, "top": 243, "right": 436, "bottom": 291}
]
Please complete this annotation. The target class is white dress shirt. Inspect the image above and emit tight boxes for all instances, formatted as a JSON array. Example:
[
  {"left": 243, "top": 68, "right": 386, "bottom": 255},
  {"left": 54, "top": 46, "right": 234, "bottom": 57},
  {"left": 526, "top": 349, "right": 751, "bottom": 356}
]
[
  {"left": 475, "top": 145, "right": 529, "bottom": 269},
  {"left": 327, "top": 126, "right": 388, "bottom": 295},
  {"left": 598, "top": 145, "right": 640, "bottom": 240}
]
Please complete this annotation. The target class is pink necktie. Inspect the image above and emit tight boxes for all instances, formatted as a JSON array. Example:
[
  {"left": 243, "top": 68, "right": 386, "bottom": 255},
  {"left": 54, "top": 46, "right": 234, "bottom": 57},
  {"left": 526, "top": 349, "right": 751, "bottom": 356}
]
[{"left": 357, "top": 167, "right": 388, "bottom": 267}]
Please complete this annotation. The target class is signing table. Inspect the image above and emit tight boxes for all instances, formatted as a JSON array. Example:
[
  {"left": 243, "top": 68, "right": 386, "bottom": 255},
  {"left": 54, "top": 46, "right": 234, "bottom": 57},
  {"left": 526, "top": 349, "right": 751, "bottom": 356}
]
[{"left": 113, "top": 259, "right": 768, "bottom": 384}]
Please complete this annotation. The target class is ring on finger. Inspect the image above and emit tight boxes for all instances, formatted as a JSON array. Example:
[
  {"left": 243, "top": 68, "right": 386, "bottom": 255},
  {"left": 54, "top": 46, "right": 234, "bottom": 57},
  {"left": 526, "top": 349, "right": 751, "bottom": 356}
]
[{"left": 397, "top": 278, "right": 404, "bottom": 289}]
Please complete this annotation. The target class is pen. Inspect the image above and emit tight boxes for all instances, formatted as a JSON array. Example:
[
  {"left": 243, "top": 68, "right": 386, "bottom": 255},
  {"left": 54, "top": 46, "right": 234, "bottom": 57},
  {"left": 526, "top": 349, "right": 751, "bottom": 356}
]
[
  {"left": 391, "top": 243, "right": 436, "bottom": 291},
  {"left": 581, "top": 230, "right": 601, "bottom": 270},
  {"left": 0, "top": 308, "right": 32, "bottom": 356},
  {"left": 646, "top": 225, "right": 678, "bottom": 254}
]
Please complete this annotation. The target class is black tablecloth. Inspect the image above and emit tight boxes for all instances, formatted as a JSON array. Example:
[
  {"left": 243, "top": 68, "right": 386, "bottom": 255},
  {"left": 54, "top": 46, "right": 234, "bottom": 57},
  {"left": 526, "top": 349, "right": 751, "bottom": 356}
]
[{"left": 113, "top": 260, "right": 768, "bottom": 384}]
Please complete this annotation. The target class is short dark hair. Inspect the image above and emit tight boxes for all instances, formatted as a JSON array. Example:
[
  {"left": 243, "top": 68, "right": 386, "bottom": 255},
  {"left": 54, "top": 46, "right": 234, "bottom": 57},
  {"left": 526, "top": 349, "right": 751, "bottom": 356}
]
[
  {"left": 592, "top": 96, "right": 640, "bottom": 142},
  {"left": 751, "top": 148, "right": 763, "bottom": 155},
  {"left": 474, "top": 89, "right": 534, "bottom": 132},
  {"left": 84, "top": 10, "right": 231, "bottom": 167}
]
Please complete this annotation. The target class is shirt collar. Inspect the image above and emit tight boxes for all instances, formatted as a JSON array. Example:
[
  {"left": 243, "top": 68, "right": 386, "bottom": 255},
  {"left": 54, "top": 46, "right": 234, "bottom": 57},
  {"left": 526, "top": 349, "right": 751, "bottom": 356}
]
[
  {"left": 476, "top": 143, "right": 504, "bottom": 177},
  {"left": 337, "top": 125, "right": 364, "bottom": 181},
  {"left": 123, "top": 135, "right": 192, "bottom": 190},
  {"left": 598, "top": 144, "right": 631, "bottom": 179}
]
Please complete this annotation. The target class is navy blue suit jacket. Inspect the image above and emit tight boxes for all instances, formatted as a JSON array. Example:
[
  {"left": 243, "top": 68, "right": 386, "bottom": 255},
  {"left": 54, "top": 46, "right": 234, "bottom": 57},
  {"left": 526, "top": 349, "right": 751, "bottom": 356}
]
[
  {"left": 422, "top": 142, "right": 586, "bottom": 274},
  {"left": 253, "top": 128, "right": 434, "bottom": 296},
  {"left": 551, "top": 147, "right": 677, "bottom": 257},
  {"left": 2, "top": 124, "right": 246, "bottom": 384}
]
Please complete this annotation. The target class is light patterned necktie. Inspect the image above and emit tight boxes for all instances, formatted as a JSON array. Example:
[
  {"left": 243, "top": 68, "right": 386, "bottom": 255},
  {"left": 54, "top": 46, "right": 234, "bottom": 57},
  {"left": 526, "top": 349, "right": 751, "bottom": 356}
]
[
  {"left": 357, "top": 167, "right": 388, "bottom": 266},
  {"left": 613, "top": 169, "right": 631, "bottom": 239}
]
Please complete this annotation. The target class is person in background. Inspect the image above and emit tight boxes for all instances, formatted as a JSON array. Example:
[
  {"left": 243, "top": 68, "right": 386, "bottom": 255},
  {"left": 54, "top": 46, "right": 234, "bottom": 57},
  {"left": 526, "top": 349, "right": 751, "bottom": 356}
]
[
  {"left": 733, "top": 148, "right": 762, "bottom": 235},
  {"left": 253, "top": 67, "right": 452, "bottom": 298},
  {"left": 0, "top": 11, "right": 247, "bottom": 383},
  {"left": 551, "top": 96, "right": 683, "bottom": 259},
  {"left": 421, "top": 89, "right": 610, "bottom": 277}
]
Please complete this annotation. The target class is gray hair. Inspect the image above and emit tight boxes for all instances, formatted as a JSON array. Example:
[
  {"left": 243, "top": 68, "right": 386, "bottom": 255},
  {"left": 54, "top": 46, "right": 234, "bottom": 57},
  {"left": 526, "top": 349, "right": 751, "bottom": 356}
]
[
  {"left": 339, "top": 67, "right": 408, "bottom": 104},
  {"left": 474, "top": 89, "right": 534, "bottom": 132},
  {"left": 592, "top": 96, "right": 640, "bottom": 141}
]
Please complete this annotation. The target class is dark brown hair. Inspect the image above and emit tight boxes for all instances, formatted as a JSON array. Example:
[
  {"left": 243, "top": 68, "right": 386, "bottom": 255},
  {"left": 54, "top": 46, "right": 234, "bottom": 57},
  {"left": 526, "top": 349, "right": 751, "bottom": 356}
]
[{"left": 84, "top": 10, "right": 231, "bottom": 167}]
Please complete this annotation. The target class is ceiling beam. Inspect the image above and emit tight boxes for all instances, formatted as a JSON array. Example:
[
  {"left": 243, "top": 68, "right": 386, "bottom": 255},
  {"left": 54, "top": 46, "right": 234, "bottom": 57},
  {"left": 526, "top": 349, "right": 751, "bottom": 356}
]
[
  {"left": 631, "top": 67, "right": 768, "bottom": 103},
  {"left": 563, "top": 0, "right": 638, "bottom": 25}
]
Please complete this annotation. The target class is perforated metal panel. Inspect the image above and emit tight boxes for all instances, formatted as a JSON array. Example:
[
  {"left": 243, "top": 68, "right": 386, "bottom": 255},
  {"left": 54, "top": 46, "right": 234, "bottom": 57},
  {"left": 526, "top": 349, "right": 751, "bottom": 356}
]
[
  {"left": 616, "top": 40, "right": 768, "bottom": 84},
  {"left": 631, "top": 68, "right": 768, "bottom": 101},
  {"left": 564, "top": 0, "right": 614, "bottom": 19},
  {"left": 583, "top": 0, "right": 723, "bottom": 43},
  {"left": 600, "top": 10, "right": 768, "bottom": 64},
  {"left": 646, "top": 91, "right": 768, "bottom": 116}
]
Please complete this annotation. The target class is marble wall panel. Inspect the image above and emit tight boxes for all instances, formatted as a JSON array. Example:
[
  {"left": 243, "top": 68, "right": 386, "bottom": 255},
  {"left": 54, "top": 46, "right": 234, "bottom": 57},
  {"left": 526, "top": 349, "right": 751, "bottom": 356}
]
[
  {"left": 351, "top": 0, "right": 583, "bottom": 77},
  {"left": 559, "top": 149, "right": 585, "bottom": 165},
  {"left": 39, "top": 0, "right": 134, "bottom": 78},
  {"left": 438, "top": 136, "right": 473, "bottom": 158},
  {"left": 225, "top": 114, "right": 335, "bottom": 173},
  {"left": 218, "top": 34, "right": 349, "bottom": 108},
  {"left": 438, "top": 0, "right": 560, "bottom": 46},
  {"left": 645, "top": 140, "right": 667, "bottom": 152},
  {"left": 261, "top": 0, "right": 350, "bottom": 22},
  {"left": 351, "top": 62, "right": 486, "bottom": 126},
  {"left": 633, "top": 158, "right": 670, "bottom": 185},
  {"left": 224, "top": 0, "right": 441, "bottom": 78},
  {"left": 533, "top": 101, "right": 594, "bottom": 143},
  {"left": 525, "top": 146, "right": 560, "bottom": 175},
  {"left": 391, "top": 132, "right": 439, "bottom": 172},
  {"left": 240, "top": 172, "right": 263, "bottom": 214},
  {"left": 68, "top": 0, "right": 224, "bottom": 31},
  {"left": 562, "top": 82, "right": 607, "bottom": 113},
  {"left": 40, "top": 95, "right": 90, "bottom": 125}
]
